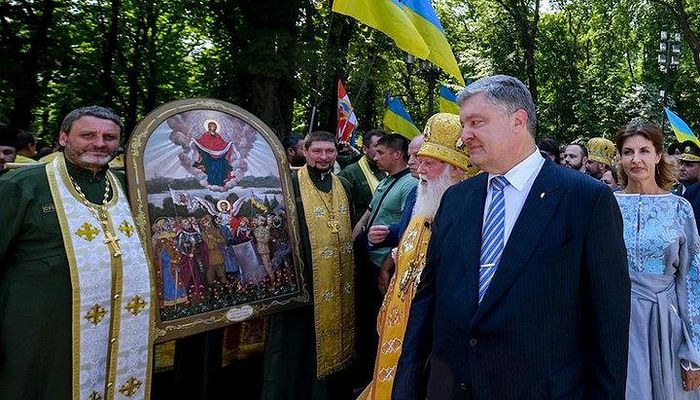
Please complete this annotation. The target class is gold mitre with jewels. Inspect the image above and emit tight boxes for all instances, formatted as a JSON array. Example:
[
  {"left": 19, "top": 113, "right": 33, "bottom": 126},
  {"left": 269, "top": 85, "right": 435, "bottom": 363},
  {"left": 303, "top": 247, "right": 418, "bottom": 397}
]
[
  {"left": 587, "top": 137, "right": 616, "bottom": 166},
  {"left": 417, "top": 113, "right": 474, "bottom": 173}
]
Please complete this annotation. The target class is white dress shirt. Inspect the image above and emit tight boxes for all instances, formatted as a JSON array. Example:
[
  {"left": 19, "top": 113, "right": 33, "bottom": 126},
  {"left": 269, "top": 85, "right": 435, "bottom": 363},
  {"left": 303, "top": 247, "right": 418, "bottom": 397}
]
[{"left": 483, "top": 148, "right": 546, "bottom": 245}]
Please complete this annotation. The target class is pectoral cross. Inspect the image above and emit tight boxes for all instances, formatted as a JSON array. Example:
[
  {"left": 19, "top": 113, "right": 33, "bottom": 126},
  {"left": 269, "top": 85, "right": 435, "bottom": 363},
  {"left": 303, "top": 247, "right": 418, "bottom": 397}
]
[{"left": 104, "top": 230, "right": 121, "bottom": 257}]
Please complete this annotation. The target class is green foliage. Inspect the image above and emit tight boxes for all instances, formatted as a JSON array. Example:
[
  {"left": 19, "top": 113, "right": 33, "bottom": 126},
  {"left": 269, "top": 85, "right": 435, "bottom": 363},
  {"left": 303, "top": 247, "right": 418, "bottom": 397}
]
[{"left": 3, "top": 0, "right": 700, "bottom": 150}]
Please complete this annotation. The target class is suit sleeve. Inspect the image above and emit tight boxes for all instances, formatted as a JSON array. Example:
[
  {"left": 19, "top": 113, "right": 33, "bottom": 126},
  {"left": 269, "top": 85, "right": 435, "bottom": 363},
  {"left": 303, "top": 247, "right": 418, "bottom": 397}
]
[
  {"left": 583, "top": 186, "right": 630, "bottom": 399},
  {"left": 392, "top": 186, "right": 445, "bottom": 400}
]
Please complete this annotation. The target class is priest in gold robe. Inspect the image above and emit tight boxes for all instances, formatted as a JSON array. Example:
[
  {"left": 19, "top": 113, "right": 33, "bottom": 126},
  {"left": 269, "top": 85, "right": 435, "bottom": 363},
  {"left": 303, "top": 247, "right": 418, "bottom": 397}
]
[
  {"left": 262, "top": 130, "right": 356, "bottom": 400},
  {"left": 360, "top": 113, "right": 478, "bottom": 399}
]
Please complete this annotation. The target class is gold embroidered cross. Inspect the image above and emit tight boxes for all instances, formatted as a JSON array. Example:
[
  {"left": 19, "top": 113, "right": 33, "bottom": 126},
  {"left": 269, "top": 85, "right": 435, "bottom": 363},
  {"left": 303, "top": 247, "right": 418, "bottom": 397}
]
[
  {"left": 378, "top": 366, "right": 396, "bottom": 382},
  {"left": 85, "top": 304, "right": 107, "bottom": 325},
  {"left": 104, "top": 230, "right": 121, "bottom": 257},
  {"left": 126, "top": 295, "right": 147, "bottom": 316},
  {"left": 76, "top": 222, "right": 100, "bottom": 242},
  {"left": 89, "top": 391, "right": 103, "bottom": 400},
  {"left": 381, "top": 338, "right": 402, "bottom": 354},
  {"left": 119, "top": 220, "right": 134, "bottom": 238},
  {"left": 118, "top": 377, "right": 143, "bottom": 397}
]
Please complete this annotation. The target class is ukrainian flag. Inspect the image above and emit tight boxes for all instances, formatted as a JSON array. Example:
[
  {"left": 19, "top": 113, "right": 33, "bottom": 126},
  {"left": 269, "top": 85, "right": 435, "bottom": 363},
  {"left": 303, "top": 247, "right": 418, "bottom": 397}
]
[
  {"left": 384, "top": 96, "right": 421, "bottom": 139},
  {"left": 399, "top": 0, "right": 465, "bottom": 85},
  {"left": 332, "top": 0, "right": 429, "bottom": 60},
  {"left": 665, "top": 107, "right": 700, "bottom": 146},
  {"left": 438, "top": 85, "right": 460, "bottom": 115}
]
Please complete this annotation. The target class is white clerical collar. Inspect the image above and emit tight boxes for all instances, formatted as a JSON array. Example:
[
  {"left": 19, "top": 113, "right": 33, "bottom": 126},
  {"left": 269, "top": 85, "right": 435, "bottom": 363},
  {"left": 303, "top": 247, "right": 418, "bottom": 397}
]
[{"left": 488, "top": 148, "right": 545, "bottom": 192}]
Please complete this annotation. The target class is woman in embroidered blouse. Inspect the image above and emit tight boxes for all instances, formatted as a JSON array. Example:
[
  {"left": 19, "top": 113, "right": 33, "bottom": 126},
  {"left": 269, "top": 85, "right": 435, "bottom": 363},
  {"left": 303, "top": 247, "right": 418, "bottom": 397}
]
[{"left": 614, "top": 119, "right": 700, "bottom": 398}]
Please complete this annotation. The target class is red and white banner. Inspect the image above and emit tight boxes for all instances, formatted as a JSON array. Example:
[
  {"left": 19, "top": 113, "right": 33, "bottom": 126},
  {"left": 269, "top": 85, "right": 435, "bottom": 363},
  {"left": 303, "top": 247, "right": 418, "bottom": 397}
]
[{"left": 337, "top": 79, "right": 358, "bottom": 142}]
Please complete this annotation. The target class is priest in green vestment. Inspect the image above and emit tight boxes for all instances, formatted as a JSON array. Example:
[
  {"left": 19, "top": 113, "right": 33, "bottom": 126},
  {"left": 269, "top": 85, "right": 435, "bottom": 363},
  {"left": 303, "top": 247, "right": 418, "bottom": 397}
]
[
  {"left": 262, "top": 131, "right": 356, "bottom": 400},
  {"left": 0, "top": 106, "right": 154, "bottom": 400}
]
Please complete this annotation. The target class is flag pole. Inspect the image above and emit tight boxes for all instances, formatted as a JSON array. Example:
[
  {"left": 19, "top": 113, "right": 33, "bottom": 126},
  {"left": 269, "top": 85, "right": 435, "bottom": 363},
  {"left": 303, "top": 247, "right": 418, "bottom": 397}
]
[{"left": 308, "top": 105, "right": 317, "bottom": 135}]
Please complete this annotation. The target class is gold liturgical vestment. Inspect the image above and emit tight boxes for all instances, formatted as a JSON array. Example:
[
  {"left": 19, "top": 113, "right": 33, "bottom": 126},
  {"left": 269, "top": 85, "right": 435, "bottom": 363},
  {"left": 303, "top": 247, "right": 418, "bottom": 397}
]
[
  {"left": 297, "top": 166, "right": 355, "bottom": 377},
  {"left": 362, "top": 215, "right": 432, "bottom": 399}
]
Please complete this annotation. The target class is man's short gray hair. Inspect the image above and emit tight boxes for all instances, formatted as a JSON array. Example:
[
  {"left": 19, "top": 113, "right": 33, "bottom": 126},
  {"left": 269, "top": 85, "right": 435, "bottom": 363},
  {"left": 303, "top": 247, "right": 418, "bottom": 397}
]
[
  {"left": 60, "top": 106, "right": 124, "bottom": 135},
  {"left": 457, "top": 75, "right": 537, "bottom": 135}
]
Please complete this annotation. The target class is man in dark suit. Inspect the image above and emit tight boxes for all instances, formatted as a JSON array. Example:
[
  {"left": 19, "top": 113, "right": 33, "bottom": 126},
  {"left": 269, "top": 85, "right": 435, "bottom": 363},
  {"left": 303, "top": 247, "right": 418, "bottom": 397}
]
[{"left": 393, "top": 75, "right": 630, "bottom": 400}]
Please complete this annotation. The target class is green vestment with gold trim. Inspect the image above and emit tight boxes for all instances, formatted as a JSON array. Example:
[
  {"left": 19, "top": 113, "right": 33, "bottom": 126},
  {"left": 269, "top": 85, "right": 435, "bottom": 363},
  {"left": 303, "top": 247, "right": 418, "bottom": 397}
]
[{"left": 0, "top": 161, "right": 125, "bottom": 399}]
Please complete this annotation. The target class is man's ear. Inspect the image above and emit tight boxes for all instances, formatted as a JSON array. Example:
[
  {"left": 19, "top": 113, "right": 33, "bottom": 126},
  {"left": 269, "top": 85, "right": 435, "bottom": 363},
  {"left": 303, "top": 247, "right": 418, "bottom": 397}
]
[
  {"left": 512, "top": 109, "right": 529, "bottom": 135},
  {"left": 58, "top": 131, "right": 68, "bottom": 147}
]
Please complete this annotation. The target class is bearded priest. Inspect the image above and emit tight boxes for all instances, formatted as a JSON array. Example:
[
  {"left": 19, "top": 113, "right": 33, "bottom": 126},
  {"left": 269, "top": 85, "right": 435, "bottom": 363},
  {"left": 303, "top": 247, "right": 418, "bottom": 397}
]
[{"left": 0, "top": 106, "right": 154, "bottom": 400}]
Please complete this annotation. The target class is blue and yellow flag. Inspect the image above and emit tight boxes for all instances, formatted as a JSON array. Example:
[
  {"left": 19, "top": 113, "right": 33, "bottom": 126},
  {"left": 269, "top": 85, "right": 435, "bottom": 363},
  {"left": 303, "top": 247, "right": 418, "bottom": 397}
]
[
  {"left": 384, "top": 96, "right": 421, "bottom": 139},
  {"left": 665, "top": 107, "right": 700, "bottom": 146},
  {"left": 332, "top": 0, "right": 429, "bottom": 60},
  {"left": 438, "top": 85, "right": 460, "bottom": 115},
  {"left": 399, "top": 0, "right": 464, "bottom": 85}
]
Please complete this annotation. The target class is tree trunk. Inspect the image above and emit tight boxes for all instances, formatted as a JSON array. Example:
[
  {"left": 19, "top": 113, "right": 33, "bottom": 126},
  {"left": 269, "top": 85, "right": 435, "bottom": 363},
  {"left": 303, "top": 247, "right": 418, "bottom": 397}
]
[
  {"left": 495, "top": 0, "right": 539, "bottom": 104},
  {"left": 9, "top": 0, "right": 56, "bottom": 130},
  {"left": 124, "top": 21, "right": 146, "bottom": 134},
  {"left": 101, "top": 0, "right": 120, "bottom": 107},
  {"left": 143, "top": 1, "right": 159, "bottom": 115},
  {"left": 322, "top": 14, "right": 355, "bottom": 133},
  {"left": 223, "top": 0, "right": 304, "bottom": 138}
]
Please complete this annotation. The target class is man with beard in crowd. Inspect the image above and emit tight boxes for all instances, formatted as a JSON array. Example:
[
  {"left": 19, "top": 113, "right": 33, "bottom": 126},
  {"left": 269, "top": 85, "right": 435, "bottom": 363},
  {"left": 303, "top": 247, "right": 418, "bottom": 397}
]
[
  {"left": 360, "top": 113, "right": 478, "bottom": 399},
  {"left": 262, "top": 131, "right": 356, "bottom": 400},
  {"left": 562, "top": 142, "right": 588, "bottom": 172}
]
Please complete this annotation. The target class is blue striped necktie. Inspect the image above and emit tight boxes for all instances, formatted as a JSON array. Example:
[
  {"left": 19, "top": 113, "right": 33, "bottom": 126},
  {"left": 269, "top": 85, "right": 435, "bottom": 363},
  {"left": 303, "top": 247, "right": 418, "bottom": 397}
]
[{"left": 478, "top": 175, "right": 509, "bottom": 303}]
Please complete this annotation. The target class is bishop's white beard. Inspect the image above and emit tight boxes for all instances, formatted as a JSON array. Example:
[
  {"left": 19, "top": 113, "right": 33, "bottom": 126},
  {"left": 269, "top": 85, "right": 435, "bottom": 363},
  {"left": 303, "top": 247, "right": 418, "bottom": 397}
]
[{"left": 413, "top": 166, "right": 456, "bottom": 219}]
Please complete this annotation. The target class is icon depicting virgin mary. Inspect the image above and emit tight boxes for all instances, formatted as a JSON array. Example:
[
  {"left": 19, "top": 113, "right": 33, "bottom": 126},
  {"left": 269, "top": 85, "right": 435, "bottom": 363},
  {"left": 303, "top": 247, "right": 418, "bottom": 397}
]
[{"left": 192, "top": 120, "right": 236, "bottom": 186}]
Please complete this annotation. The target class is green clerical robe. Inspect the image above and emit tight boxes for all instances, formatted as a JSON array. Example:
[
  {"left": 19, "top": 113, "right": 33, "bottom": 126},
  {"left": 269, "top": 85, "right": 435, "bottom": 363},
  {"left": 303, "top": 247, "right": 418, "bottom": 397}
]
[
  {"left": 0, "top": 160, "right": 123, "bottom": 400},
  {"left": 261, "top": 167, "right": 354, "bottom": 400}
]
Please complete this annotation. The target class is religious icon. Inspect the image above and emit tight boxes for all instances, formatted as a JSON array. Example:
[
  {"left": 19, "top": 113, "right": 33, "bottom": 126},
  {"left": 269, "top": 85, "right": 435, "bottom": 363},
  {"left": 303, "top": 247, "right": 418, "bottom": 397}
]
[{"left": 125, "top": 98, "right": 309, "bottom": 341}]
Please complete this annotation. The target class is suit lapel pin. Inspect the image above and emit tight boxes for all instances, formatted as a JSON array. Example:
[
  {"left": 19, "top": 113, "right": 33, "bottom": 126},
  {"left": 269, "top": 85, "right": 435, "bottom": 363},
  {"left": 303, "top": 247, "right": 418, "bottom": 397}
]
[{"left": 540, "top": 192, "right": 545, "bottom": 199}]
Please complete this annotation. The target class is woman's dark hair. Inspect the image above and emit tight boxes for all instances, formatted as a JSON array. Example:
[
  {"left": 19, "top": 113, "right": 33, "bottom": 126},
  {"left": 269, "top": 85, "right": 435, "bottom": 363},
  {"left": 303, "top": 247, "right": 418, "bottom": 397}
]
[{"left": 614, "top": 119, "right": 675, "bottom": 190}]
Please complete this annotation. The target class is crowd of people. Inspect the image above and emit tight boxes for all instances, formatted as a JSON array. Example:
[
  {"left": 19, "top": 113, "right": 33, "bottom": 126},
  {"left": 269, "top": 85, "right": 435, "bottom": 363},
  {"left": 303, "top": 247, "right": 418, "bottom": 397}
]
[{"left": 3, "top": 74, "right": 700, "bottom": 400}]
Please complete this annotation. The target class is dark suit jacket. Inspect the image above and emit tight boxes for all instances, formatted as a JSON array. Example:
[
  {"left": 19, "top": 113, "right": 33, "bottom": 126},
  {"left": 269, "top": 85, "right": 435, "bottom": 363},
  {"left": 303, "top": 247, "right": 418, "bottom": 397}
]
[
  {"left": 682, "top": 182, "right": 700, "bottom": 233},
  {"left": 393, "top": 160, "right": 630, "bottom": 400}
]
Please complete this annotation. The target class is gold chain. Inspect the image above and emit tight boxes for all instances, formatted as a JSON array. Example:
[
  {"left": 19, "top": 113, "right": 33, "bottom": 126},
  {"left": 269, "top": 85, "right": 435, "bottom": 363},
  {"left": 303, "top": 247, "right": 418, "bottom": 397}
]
[
  {"left": 69, "top": 174, "right": 122, "bottom": 257},
  {"left": 310, "top": 182, "right": 341, "bottom": 234}
]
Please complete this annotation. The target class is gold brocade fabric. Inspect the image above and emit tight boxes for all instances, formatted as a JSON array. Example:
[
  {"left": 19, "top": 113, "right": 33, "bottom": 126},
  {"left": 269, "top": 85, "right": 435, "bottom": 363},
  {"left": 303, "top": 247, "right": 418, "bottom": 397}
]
[
  {"left": 358, "top": 155, "right": 380, "bottom": 194},
  {"left": 297, "top": 166, "right": 355, "bottom": 378},
  {"left": 362, "top": 215, "right": 432, "bottom": 400}
]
